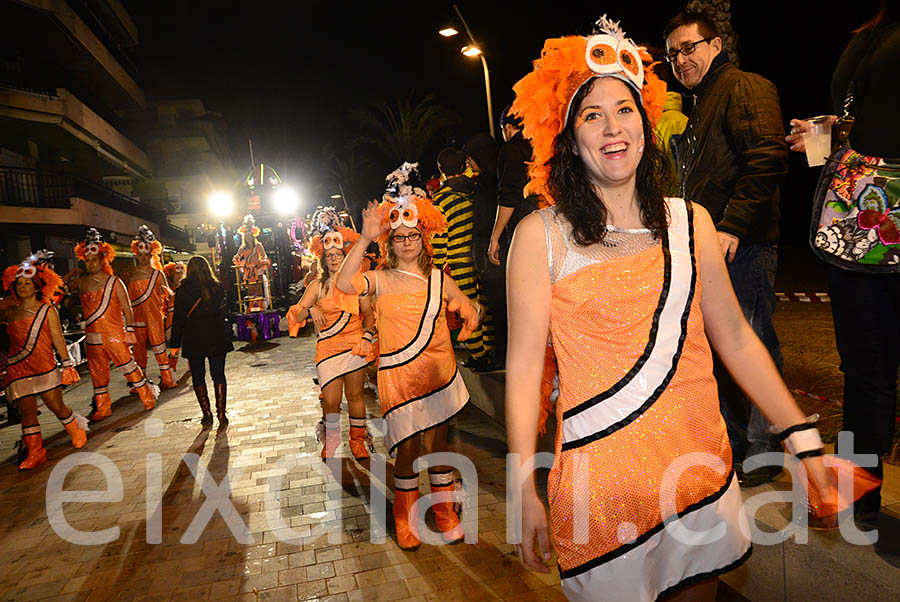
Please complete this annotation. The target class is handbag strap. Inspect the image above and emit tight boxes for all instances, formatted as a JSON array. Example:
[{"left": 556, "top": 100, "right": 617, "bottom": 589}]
[
  {"left": 841, "top": 25, "right": 892, "bottom": 117},
  {"left": 186, "top": 297, "right": 201, "bottom": 318}
]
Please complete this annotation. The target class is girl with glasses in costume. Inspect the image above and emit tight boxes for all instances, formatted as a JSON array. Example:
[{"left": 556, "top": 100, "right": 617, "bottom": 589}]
[
  {"left": 335, "top": 163, "right": 481, "bottom": 550},
  {"left": 287, "top": 208, "right": 375, "bottom": 460},
  {"left": 1, "top": 256, "right": 87, "bottom": 470},
  {"left": 505, "top": 16, "right": 875, "bottom": 601}
]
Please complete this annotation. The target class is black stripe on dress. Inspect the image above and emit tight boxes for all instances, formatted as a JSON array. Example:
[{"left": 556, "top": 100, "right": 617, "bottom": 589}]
[
  {"left": 558, "top": 463, "right": 733, "bottom": 580},
  {"left": 560, "top": 203, "right": 697, "bottom": 452}
]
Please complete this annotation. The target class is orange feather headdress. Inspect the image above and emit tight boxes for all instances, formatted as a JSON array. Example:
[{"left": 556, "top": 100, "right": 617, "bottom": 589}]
[
  {"left": 511, "top": 15, "right": 666, "bottom": 206},
  {"left": 163, "top": 261, "right": 185, "bottom": 282},
  {"left": 74, "top": 228, "right": 115, "bottom": 275},
  {"left": 378, "top": 162, "right": 446, "bottom": 258},
  {"left": 307, "top": 207, "right": 359, "bottom": 259},
  {"left": 237, "top": 214, "right": 261, "bottom": 238},
  {"left": 2, "top": 252, "right": 64, "bottom": 304},
  {"left": 131, "top": 225, "right": 164, "bottom": 271}
]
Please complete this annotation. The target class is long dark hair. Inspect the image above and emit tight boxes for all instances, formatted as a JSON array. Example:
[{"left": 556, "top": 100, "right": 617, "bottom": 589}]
[
  {"left": 547, "top": 78, "right": 669, "bottom": 246},
  {"left": 185, "top": 256, "right": 220, "bottom": 305}
]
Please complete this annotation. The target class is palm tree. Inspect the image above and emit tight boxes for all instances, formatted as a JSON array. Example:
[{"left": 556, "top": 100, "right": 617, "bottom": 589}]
[
  {"left": 320, "top": 145, "right": 377, "bottom": 217},
  {"left": 687, "top": 0, "right": 738, "bottom": 66},
  {"left": 350, "top": 94, "right": 462, "bottom": 166}
]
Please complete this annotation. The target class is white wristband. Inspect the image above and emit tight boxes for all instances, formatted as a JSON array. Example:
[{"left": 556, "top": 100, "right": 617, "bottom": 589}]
[{"left": 784, "top": 428, "right": 824, "bottom": 456}]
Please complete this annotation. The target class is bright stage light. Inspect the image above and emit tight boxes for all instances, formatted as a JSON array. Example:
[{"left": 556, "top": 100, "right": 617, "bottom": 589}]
[
  {"left": 461, "top": 45, "right": 482, "bottom": 57},
  {"left": 208, "top": 191, "right": 234, "bottom": 218},
  {"left": 439, "top": 27, "right": 459, "bottom": 37},
  {"left": 274, "top": 186, "right": 299, "bottom": 215}
]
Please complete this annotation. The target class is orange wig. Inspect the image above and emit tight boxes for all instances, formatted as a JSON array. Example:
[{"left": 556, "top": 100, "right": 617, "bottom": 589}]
[
  {"left": 162, "top": 261, "right": 186, "bottom": 282},
  {"left": 376, "top": 196, "right": 447, "bottom": 260},
  {"left": 308, "top": 227, "right": 360, "bottom": 259},
  {"left": 74, "top": 228, "right": 116, "bottom": 276},
  {"left": 2, "top": 262, "right": 64, "bottom": 304}
]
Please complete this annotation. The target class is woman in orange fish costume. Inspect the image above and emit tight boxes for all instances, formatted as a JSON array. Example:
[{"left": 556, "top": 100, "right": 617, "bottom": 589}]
[
  {"left": 287, "top": 207, "right": 375, "bottom": 460},
  {"left": 505, "top": 16, "right": 875, "bottom": 602},
  {"left": 64, "top": 228, "right": 157, "bottom": 420},
  {"left": 126, "top": 225, "right": 177, "bottom": 389},
  {"left": 336, "top": 163, "right": 481, "bottom": 550},
  {"left": 1, "top": 256, "right": 87, "bottom": 470}
]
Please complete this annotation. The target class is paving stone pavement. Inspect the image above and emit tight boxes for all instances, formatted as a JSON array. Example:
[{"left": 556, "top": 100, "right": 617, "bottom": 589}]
[
  {"left": 1, "top": 333, "right": 899, "bottom": 601},
  {"left": 0, "top": 334, "right": 566, "bottom": 602}
]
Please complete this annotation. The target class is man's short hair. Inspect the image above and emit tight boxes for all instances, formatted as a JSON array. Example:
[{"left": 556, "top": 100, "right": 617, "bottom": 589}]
[
  {"left": 437, "top": 147, "right": 467, "bottom": 177},
  {"left": 662, "top": 10, "right": 721, "bottom": 41}
]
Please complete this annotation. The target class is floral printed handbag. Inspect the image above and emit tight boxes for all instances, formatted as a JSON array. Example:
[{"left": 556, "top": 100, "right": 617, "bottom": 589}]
[{"left": 810, "top": 144, "right": 900, "bottom": 272}]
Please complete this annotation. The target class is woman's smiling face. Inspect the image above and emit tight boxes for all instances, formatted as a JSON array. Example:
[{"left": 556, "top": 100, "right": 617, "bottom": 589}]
[{"left": 572, "top": 77, "right": 645, "bottom": 192}]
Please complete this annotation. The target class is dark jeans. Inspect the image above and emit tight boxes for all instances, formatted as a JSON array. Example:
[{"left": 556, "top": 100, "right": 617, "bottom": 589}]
[
  {"left": 189, "top": 354, "right": 227, "bottom": 388},
  {"left": 480, "top": 230, "right": 510, "bottom": 362},
  {"left": 714, "top": 242, "right": 783, "bottom": 461},
  {"left": 829, "top": 266, "right": 900, "bottom": 506}
]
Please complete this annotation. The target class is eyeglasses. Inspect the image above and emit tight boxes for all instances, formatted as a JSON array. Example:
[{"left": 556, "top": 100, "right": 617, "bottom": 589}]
[
  {"left": 324, "top": 252, "right": 343, "bottom": 260},
  {"left": 664, "top": 38, "right": 713, "bottom": 63},
  {"left": 390, "top": 232, "right": 422, "bottom": 244}
]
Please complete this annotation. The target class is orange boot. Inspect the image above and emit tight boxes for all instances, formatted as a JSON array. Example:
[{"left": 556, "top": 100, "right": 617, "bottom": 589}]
[
  {"left": 60, "top": 412, "right": 87, "bottom": 449},
  {"left": 319, "top": 417, "right": 341, "bottom": 459},
  {"left": 159, "top": 366, "right": 178, "bottom": 389},
  {"left": 91, "top": 392, "right": 112, "bottom": 421},
  {"left": 393, "top": 476, "right": 421, "bottom": 550},
  {"left": 429, "top": 470, "right": 464, "bottom": 543},
  {"left": 19, "top": 426, "right": 47, "bottom": 470},
  {"left": 348, "top": 416, "right": 369, "bottom": 460},
  {"left": 133, "top": 378, "right": 158, "bottom": 410}
]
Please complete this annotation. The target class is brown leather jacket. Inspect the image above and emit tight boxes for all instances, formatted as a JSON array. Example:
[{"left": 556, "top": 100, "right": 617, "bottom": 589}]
[{"left": 676, "top": 54, "right": 788, "bottom": 243}]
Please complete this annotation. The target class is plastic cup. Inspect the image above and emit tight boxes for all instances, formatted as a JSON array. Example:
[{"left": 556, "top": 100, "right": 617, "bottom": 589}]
[{"left": 802, "top": 116, "right": 832, "bottom": 167}]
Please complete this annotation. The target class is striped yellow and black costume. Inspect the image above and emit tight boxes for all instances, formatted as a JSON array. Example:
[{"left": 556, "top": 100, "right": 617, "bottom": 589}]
[{"left": 431, "top": 175, "right": 494, "bottom": 360}]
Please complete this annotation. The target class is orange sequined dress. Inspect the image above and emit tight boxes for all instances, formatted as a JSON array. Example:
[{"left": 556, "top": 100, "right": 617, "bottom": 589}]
[
  {"left": 127, "top": 270, "right": 167, "bottom": 333},
  {"left": 4, "top": 305, "right": 60, "bottom": 403},
  {"left": 373, "top": 269, "right": 468, "bottom": 456},
  {"left": 81, "top": 276, "right": 129, "bottom": 344},
  {"left": 540, "top": 199, "right": 750, "bottom": 601},
  {"left": 313, "top": 289, "right": 371, "bottom": 390}
]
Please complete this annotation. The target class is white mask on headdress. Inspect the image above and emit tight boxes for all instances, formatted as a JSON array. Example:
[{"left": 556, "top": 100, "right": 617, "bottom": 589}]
[
  {"left": 322, "top": 231, "right": 344, "bottom": 250},
  {"left": 15, "top": 264, "right": 36, "bottom": 279},
  {"left": 388, "top": 197, "right": 419, "bottom": 229}
]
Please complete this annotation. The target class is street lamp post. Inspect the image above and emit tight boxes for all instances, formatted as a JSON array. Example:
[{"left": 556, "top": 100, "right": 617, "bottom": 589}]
[{"left": 441, "top": 4, "right": 495, "bottom": 139}]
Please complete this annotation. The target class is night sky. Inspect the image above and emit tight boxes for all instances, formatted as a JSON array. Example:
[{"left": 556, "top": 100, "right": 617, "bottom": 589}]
[{"left": 125, "top": 0, "right": 881, "bottom": 247}]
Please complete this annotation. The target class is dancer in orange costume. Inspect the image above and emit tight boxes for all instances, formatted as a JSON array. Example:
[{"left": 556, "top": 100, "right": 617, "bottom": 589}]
[
  {"left": 65, "top": 228, "right": 158, "bottom": 421},
  {"left": 162, "top": 260, "right": 185, "bottom": 369},
  {"left": 287, "top": 207, "right": 375, "bottom": 460},
  {"left": 1, "top": 256, "right": 88, "bottom": 470},
  {"left": 126, "top": 226, "right": 177, "bottom": 389},
  {"left": 336, "top": 163, "right": 481, "bottom": 550},
  {"left": 233, "top": 214, "right": 271, "bottom": 312},
  {"left": 505, "top": 16, "right": 877, "bottom": 601}
]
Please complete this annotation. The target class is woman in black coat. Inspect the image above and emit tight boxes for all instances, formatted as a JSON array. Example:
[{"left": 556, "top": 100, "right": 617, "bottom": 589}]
[{"left": 169, "top": 256, "right": 233, "bottom": 426}]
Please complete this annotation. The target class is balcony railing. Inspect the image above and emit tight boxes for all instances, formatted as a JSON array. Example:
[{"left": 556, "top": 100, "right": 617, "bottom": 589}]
[{"left": 0, "top": 166, "right": 193, "bottom": 250}]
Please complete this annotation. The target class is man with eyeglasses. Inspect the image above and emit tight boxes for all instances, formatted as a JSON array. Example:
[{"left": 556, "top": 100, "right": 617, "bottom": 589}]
[{"left": 664, "top": 11, "right": 789, "bottom": 488}]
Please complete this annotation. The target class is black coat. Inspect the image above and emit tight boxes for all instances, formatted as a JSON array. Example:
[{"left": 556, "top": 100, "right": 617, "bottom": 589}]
[
  {"left": 168, "top": 279, "right": 234, "bottom": 359},
  {"left": 676, "top": 54, "right": 788, "bottom": 244}
]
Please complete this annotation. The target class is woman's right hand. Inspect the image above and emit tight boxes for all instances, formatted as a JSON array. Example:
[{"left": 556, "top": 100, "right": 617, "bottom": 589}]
[
  {"left": 515, "top": 489, "right": 552, "bottom": 573},
  {"left": 360, "top": 200, "right": 388, "bottom": 242},
  {"left": 786, "top": 116, "right": 837, "bottom": 153},
  {"left": 308, "top": 306, "right": 326, "bottom": 331}
]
